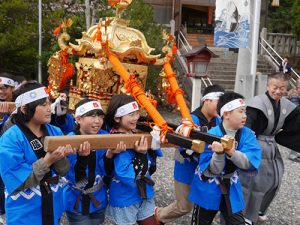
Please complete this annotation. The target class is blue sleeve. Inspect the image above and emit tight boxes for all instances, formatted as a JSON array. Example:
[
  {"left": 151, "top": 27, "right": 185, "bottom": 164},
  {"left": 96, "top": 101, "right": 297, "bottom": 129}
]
[
  {"left": 113, "top": 150, "right": 136, "bottom": 187},
  {"left": 0, "top": 114, "right": 9, "bottom": 131},
  {"left": 51, "top": 114, "right": 75, "bottom": 134},
  {"left": 0, "top": 129, "right": 33, "bottom": 194},
  {"left": 239, "top": 128, "right": 261, "bottom": 171},
  {"left": 154, "top": 148, "right": 163, "bottom": 157},
  {"left": 191, "top": 114, "right": 200, "bottom": 126}
]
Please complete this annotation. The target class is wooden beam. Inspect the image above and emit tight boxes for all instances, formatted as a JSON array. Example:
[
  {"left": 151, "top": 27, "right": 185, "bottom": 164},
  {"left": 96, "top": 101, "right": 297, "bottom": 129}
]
[{"left": 44, "top": 132, "right": 205, "bottom": 153}]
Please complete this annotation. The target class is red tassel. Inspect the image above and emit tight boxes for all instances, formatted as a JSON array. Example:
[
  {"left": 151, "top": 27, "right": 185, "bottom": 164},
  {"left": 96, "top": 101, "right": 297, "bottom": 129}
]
[
  {"left": 172, "top": 43, "right": 177, "bottom": 55},
  {"left": 60, "top": 64, "right": 74, "bottom": 89},
  {"left": 92, "top": 25, "right": 102, "bottom": 42},
  {"left": 108, "top": 0, "right": 120, "bottom": 7},
  {"left": 53, "top": 24, "right": 62, "bottom": 36}
]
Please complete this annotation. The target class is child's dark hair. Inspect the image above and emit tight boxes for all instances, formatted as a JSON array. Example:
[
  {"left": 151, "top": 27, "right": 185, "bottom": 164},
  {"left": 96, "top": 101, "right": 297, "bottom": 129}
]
[
  {"left": 105, "top": 94, "right": 136, "bottom": 129},
  {"left": 0, "top": 72, "right": 16, "bottom": 89},
  {"left": 217, "top": 91, "right": 244, "bottom": 116},
  {"left": 202, "top": 84, "right": 225, "bottom": 97},
  {"left": 0, "top": 72, "right": 15, "bottom": 80},
  {"left": 11, "top": 81, "right": 47, "bottom": 125},
  {"left": 74, "top": 98, "right": 104, "bottom": 134}
]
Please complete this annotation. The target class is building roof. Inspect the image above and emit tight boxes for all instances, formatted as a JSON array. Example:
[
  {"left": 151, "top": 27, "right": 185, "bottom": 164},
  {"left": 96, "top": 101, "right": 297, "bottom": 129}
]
[{"left": 182, "top": 46, "right": 218, "bottom": 58}]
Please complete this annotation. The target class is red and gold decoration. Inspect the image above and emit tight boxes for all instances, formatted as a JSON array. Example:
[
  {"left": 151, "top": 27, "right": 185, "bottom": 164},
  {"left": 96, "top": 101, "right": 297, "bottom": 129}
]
[{"left": 47, "top": 0, "right": 205, "bottom": 146}]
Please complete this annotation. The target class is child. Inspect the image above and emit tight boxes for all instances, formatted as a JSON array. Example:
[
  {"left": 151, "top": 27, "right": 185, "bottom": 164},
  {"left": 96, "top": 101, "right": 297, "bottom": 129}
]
[
  {"left": 189, "top": 92, "right": 261, "bottom": 225},
  {"left": 105, "top": 94, "right": 161, "bottom": 225},
  {"left": 0, "top": 72, "right": 17, "bottom": 224},
  {"left": 64, "top": 98, "right": 125, "bottom": 225},
  {"left": 156, "top": 85, "right": 224, "bottom": 224},
  {"left": 0, "top": 81, "right": 75, "bottom": 225}
]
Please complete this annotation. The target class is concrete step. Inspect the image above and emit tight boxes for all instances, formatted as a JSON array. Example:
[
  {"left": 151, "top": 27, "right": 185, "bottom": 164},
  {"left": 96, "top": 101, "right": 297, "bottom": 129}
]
[
  {"left": 208, "top": 72, "right": 236, "bottom": 77},
  {"left": 209, "top": 75, "right": 236, "bottom": 80}
]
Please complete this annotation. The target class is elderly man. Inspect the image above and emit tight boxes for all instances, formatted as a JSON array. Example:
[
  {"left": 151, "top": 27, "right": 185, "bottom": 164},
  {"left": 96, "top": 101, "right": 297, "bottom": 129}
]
[{"left": 240, "top": 73, "right": 300, "bottom": 224}]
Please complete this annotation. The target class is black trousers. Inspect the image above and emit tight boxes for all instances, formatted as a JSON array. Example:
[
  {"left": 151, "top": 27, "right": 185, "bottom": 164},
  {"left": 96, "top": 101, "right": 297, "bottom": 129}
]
[{"left": 191, "top": 197, "right": 245, "bottom": 225}]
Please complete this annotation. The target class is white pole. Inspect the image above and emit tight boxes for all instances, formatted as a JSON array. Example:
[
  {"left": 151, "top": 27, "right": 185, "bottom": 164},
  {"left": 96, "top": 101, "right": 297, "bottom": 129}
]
[
  {"left": 191, "top": 78, "right": 202, "bottom": 111},
  {"left": 250, "top": 0, "right": 261, "bottom": 96},
  {"left": 38, "top": 0, "right": 42, "bottom": 83},
  {"left": 85, "top": 0, "right": 91, "bottom": 30}
]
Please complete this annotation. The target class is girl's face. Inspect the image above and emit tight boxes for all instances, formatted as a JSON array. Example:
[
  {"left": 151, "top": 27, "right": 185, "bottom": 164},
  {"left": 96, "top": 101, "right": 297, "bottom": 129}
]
[
  {"left": 224, "top": 106, "right": 247, "bottom": 130},
  {"left": 115, "top": 110, "right": 140, "bottom": 133},
  {"left": 31, "top": 98, "right": 52, "bottom": 125},
  {"left": 76, "top": 113, "right": 104, "bottom": 135}
]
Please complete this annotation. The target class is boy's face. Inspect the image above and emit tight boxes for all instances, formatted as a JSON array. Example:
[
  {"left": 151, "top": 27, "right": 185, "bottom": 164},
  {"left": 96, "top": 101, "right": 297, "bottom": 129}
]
[
  {"left": 224, "top": 106, "right": 247, "bottom": 130},
  {"left": 0, "top": 85, "right": 13, "bottom": 102},
  {"left": 203, "top": 99, "right": 219, "bottom": 117}
]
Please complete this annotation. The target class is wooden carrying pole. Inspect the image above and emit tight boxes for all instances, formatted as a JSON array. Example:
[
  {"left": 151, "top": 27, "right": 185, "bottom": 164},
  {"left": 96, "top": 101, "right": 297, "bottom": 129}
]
[
  {"left": 44, "top": 133, "right": 153, "bottom": 152},
  {"left": 44, "top": 133, "right": 205, "bottom": 153},
  {"left": 137, "top": 121, "right": 235, "bottom": 151}
]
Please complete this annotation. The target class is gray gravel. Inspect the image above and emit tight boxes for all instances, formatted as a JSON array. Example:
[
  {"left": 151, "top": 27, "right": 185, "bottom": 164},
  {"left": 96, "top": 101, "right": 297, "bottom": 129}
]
[{"left": 61, "top": 111, "right": 300, "bottom": 225}]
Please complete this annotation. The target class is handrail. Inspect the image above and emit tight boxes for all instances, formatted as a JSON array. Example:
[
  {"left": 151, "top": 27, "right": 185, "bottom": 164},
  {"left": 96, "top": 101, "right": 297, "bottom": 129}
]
[
  {"left": 178, "top": 30, "right": 192, "bottom": 51},
  {"left": 260, "top": 42, "right": 280, "bottom": 66},
  {"left": 178, "top": 38, "right": 189, "bottom": 53},
  {"left": 260, "top": 37, "right": 300, "bottom": 80}
]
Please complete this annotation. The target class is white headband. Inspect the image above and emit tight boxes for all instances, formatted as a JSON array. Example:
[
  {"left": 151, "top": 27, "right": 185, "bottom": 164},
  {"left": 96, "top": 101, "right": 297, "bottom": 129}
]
[
  {"left": 201, "top": 92, "right": 224, "bottom": 102},
  {"left": 75, "top": 101, "right": 103, "bottom": 118},
  {"left": 220, "top": 98, "right": 246, "bottom": 117},
  {"left": 15, "top": 87, "right": 49, "bottom": 110},
  {"left": 0, "top": 77, "right": 15, "bottom": 87},
  {"left": 115, "top": 101, "right": 139, "bottom": 117}
]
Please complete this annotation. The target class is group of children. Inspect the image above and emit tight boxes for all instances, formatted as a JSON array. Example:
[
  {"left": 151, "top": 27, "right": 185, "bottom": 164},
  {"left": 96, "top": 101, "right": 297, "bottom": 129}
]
[{"left": 1, "top": 72, "right": 298, "bottom": 225}]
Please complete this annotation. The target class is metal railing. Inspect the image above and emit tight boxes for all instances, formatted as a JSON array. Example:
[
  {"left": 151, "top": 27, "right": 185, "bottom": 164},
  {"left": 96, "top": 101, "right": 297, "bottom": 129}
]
[
  {"left": 260, "top": 37, "right": 300, "bottom": 86},
  {"left": 177, "top": 30, "right": 192, "bottom": 53}
]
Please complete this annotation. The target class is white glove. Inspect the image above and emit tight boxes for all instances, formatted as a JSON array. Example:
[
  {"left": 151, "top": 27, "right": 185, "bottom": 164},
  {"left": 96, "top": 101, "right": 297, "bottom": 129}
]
[{"left": 51, "top": 95, "right": 67, "bottom": 116}]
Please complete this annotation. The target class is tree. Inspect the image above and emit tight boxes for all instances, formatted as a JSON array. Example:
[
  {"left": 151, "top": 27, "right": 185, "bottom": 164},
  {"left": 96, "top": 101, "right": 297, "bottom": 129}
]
[
  {"left": 0, "top": 0, "right": 85, "bottom": 81},
  {"left": 0, "top": 0, "right": 38, "bottom": 78},
  {"left": 267, "top": 0, "right": 297, "bottom": 35},
  {"left": 122, "top": 0, "right": 165, "bottom": 93},
  {"left": 0, "top": 0, "right": 165, "bottom": 91},
  {"left": 291, "top": 1, "right": 300, "bottom": 38}
]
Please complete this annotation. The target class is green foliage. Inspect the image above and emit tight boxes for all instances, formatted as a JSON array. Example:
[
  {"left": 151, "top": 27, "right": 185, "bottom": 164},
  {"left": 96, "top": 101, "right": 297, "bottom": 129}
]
[
  {"left": 291, "top": 1, "right": 300, "bottom": 38},
  {"left": 0, "top": 0, "right": 38, "bottom": 78},
  {"left": 0, "top": 0, "right": 166, "bottom": 92},
  {"left": 267, "top": 0, "right": 298, "bottom": 36},
  {"left": 123, "top": 0, "right": 164, "bottom": 54},
  {"left": 122, "top": 0, "right": 165, "bottom": 93}
]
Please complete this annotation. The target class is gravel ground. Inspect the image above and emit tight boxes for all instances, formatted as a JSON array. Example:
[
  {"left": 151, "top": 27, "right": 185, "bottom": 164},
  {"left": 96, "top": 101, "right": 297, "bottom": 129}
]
[{"left": 61, "top": 111, "right": 300, "bottom": 225}]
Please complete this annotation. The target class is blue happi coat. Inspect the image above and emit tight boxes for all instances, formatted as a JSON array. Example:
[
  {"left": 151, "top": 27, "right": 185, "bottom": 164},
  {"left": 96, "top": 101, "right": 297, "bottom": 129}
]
[
  {"left": 189, "top": 125, "right": 261, "bottom": 213},
  {"left": 109, "top": 148, "right": 162, "bottom": 207},
  {"left": 0, "top": 124, "right": 65, "bottom": 225},
  {"left": 174, "top": 114, "right": 222, "bottom": 185},
  {"left": 63, "top": 130, "right": 108, "bottom": 214}
]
